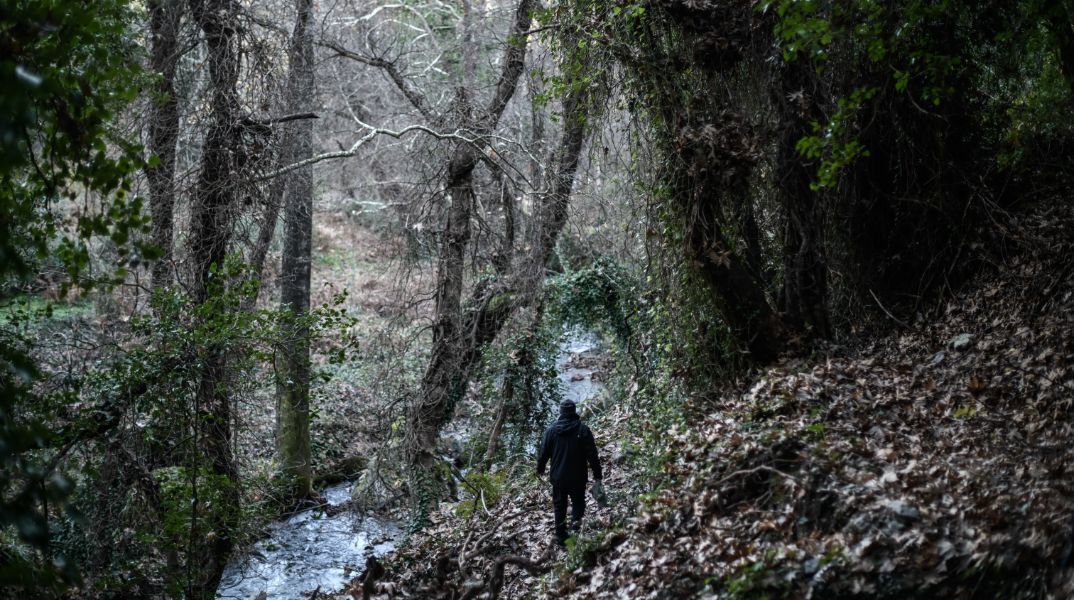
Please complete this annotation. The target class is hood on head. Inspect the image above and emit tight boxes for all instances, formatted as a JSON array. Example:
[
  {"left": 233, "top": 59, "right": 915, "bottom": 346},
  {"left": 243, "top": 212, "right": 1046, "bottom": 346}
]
[
  {"left": 559, "top": 400, "right": 577, "bottom": 417},
  {"left": 552, "top": 415, "right": 581, "bottom": 436},
  {"left": 553, "top": 400, "right": 580, "bottom": 435}
]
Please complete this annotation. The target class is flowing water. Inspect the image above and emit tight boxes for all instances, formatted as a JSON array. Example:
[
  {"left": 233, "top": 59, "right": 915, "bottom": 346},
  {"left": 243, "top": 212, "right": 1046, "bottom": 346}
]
[
  {"left": 215, "top": 482, "right": 401, "bottom": 599},
  {"left": 557, "top": 331, "right": 603, "bottom": 407},
  {"left": 216, "top": 331, "right": 604, "bottom": 599}
]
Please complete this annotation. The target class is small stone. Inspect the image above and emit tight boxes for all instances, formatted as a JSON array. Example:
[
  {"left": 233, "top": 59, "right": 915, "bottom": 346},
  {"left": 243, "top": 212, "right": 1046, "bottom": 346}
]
[
  {"left": 949, "top": 333, "right": 974, "bottom": 351},
  {"left": 803, "top": 557, "right": 821, "bottom": 575}
]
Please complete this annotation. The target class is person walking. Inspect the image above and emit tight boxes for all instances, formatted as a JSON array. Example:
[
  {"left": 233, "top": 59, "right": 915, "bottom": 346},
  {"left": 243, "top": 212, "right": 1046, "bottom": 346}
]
[{"left": 537, "top": 400, "right": 603, "bottom": 546}]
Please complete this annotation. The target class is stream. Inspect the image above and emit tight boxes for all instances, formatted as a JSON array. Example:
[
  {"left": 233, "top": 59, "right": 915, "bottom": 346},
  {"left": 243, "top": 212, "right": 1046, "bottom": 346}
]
[
  {"left": 557, "top": 331, "right": 603, "bottom": 406},
  {"left": 216, "top": 331, "right": 604, "bottom": 599},
  {"left": 215, "top": 482, "right": 401, "bottom": 599}
]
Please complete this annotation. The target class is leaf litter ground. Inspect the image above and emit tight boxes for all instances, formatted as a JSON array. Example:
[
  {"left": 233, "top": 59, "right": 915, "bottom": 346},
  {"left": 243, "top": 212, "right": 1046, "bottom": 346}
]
[{"left": 349, "top": 204, "right": 1074, "bottom": 599}]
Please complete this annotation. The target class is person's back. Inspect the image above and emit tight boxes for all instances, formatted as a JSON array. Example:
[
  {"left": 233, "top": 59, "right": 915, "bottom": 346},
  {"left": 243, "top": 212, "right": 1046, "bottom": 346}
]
[{"left": 537, "top": 400, "right": 602, "bottom": 545}]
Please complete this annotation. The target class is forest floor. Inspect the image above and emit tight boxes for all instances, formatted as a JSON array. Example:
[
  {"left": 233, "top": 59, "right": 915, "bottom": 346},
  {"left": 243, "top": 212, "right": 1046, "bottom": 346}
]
[{"left": 348, "top": 202, "right": 1074, "bottom": 599}]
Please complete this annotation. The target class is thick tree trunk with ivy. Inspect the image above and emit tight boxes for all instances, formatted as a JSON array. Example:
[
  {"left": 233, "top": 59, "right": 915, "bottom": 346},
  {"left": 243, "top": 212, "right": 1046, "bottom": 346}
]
[
  {"left": 406, "top": 95, "right": 479, "bottom": 522},
  {"left": 682, "top": 198, "right": 785, "bottom": 362},
  {"left": 623, "top": 1, "right": 786, "bottom": 363},
  {"left": 274, "top": 0, "right": 316, "bottom": 501},
  {"left": 735, "top": 198, "right": 769, "bottom": 288},
  {"left": 188, "top": 0, "right": 242, "bottom": 593},
  {"left": 146, "top": 0, "right": 184, "bottom": 290},
  {"left": 665, "top": 108, "right": 785, "bottom": 363}
]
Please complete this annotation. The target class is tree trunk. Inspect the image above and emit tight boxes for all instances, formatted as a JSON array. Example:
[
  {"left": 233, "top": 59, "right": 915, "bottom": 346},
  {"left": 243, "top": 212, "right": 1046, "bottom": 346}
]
[
  {"left": 460, "top": 0, "right": 477, "bottom": 91},
  {"left": 672, "top": 116, "right": 785, "bottom": 361},
  {"left": 405, "top": 65, "right": 589, "bottom": 524},
  {"left": 774, "top": 61, "right": 831, "bottom": 338},
  {"left": 242, "top": 6, "right": 343, "bottom": 313},
  {"left": 403, "top": 0, "right": 537, "bottom": 525},
  {"left": 187, "top": 0, "right": 241, "bottom": 593},
  {"left": 687, "top": 214, "right": 784, "bottom": 362},
  {"left": 1043, "top": 1, "right": 1074, "bottom": 97},
  {"left": 240, "top": 180, "right": 284, "bottom": 311},
  {"left": 527, "top": 76, "right": 546, "bottom": 187},
  {"left": 146, "top": 0, "right": 184, "bottom": 290},
  {"left": 275, "top": 0, "right": 316, "bottom": 501},
  {"left": 523, "top": 86, "right": 589, "bottom": 285},
  {"left": 406, "top": 96, "right": 479, "bottom": 522},
  {"left": 482, "top": 374, "right": 512, "bottom": 469},
  {"left": 737, "top": 198, "right": 769, "bottom": 287}
]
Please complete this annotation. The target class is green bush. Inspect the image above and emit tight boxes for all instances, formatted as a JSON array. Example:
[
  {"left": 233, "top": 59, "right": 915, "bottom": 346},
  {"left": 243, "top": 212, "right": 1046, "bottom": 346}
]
[{"left": 453, "top": 470, "right": 507, "bottom": 519}]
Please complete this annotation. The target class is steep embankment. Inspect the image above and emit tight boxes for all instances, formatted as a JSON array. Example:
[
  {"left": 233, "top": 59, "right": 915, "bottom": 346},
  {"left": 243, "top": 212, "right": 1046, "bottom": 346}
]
[{"left": 354, "top": 203, "right": 1074, "bottom": 599}]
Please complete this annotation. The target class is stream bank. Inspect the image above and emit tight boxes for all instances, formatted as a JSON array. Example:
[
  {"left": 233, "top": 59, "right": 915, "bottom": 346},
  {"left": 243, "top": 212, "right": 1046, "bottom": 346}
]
[{"left": 216, "top": 331, "right": 606, "bottom": 599}]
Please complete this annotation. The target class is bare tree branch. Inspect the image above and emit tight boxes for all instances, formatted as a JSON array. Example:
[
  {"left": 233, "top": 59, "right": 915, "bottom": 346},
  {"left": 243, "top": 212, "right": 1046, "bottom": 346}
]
[
  {"left": 253, "top": 122, "right": 475, "bottom": 182},
  {"left": 241, "top": 112, "right": 319, "bottom": 126},
  {"left": 323, "top": 40, "right": 436, "bottom": 120},
  {"left": 484, "top": 0, "right": 536, "bottom": 127}
]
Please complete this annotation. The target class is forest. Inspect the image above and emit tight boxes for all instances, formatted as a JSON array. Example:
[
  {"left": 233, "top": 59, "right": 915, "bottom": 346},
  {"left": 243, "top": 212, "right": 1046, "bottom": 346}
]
[{"left": 2, "top": 0, "right": 1074, "bottom": 597}]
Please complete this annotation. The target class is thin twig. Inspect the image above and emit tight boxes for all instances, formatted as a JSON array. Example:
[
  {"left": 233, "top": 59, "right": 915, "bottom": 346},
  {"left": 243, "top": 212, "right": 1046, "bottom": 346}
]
[
  {"left": 869, "top": 288, "right": 911, "bottom": 329},
  {"left": 713, "top": 464, "right": 801, "bottom": 487}
]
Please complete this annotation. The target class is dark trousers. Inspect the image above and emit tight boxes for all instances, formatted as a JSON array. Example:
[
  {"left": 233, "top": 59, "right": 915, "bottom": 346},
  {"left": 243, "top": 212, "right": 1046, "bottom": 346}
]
[{"left": 552, "top": 481, "right": 586, "bottom": 542}]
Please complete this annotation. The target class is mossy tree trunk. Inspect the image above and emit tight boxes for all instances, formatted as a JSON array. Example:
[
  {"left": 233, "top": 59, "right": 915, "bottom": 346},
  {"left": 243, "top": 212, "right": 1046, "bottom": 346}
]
[
  {"left": 622, "top": 0, "right": 788, "bottom": 363},
  {"left": 275, "top": 0, "right": 316, "bottom": 500}
]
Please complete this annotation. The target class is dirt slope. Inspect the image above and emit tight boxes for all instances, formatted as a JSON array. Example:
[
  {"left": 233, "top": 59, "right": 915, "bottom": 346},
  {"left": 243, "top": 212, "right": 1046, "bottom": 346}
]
[{"left": 354, "top": 203, "right": 1074, "bottom": 599}]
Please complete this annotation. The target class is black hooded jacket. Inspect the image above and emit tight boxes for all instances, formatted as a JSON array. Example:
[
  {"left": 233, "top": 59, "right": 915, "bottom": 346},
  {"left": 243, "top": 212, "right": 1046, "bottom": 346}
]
[{"left": 537, "top": 409, "right": 602, "bottom": 485}]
